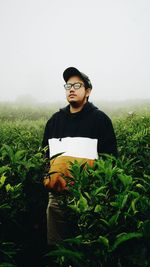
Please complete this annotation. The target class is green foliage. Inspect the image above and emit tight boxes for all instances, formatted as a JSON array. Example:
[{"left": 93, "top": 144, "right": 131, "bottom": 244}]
[
  {"left": 0, "top": 120, "right": 44, "bottom": 152},
  {"left": 49, "top": 157, "right": 150, "bottom": 267},
  {"left": 0, "top": 103, "right": 150, "bottom": 266},
  {"left": 115, "top": 114, "right": 150, "bottom": 177},
  {"left": 0, "top": 242, "right": 17, "bottom": 267},
  {"left": 0, "top": 143, "right": 47, "bottom": 266}
]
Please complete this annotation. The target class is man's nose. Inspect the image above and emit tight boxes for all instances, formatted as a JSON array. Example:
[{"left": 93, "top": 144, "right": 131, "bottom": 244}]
[{"left": 70, "top": 86, "right": 75, "bottom": 92}]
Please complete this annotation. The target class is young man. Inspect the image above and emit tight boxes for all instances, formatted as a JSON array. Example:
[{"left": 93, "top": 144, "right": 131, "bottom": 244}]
[{"left": 42, "top": 67, "right": 117, "bottom": 245}]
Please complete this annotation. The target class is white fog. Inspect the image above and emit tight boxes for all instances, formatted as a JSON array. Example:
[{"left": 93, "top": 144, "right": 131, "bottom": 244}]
[{"left": 0, "top": 0, "right": 150, "bottom": 104}]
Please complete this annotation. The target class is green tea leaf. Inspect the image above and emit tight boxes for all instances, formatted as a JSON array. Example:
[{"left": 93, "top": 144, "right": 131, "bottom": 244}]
[
  {"left": 98, "top": 236, "right": 109, "bottom": 248},
  {"left": 0, "top": 174, "right": 6, "bottom": 188},
  {"left": 118, "top": 173, "right": 132, "bottom": 187},
  {"left": 111, "top": 232, "right": 143, "bottom": 251},
  {"left": 94, "top": 204, "right": 102, "bottom": 213},
  {"left": 77, "top": 193, "right": 88, "bottom": 212}
]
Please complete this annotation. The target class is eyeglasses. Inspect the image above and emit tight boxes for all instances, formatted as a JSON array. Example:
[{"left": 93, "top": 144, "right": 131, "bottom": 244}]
[{"left": 64, "top": 82, "right": 85, "bottom": 90}]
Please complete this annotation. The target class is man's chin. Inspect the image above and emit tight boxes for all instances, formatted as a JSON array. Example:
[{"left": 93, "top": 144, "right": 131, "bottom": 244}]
[{"left": 68, "top": 100, "right": 78, "bottom": 106}]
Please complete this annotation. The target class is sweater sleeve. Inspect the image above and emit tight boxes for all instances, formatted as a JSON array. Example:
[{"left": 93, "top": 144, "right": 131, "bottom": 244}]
[
  {"left": 97, "top": 112, "right": 118, "bottom": 158},
  {"left": 42, "top": 120, "right": 51, "bottom": 159}
]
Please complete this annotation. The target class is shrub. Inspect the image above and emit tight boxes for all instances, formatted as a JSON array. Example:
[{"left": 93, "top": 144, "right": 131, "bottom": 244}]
[{"left": 48, "top": 156, "right": 150, "bottom": 267}]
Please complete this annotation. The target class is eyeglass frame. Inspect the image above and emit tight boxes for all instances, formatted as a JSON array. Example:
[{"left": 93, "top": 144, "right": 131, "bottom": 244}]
[{"left": 64, "top": 82, "right": 85, "bottom": 90}]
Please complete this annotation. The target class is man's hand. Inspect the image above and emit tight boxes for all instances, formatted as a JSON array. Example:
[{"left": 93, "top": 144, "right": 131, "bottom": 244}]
[{"left": 43, "top": 174, "right": 67, "bottom": 192}]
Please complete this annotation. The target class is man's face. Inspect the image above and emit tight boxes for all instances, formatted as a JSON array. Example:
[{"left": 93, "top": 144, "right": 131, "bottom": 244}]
[{"left": 65, "top": 76, "right": 91, "bottom": 106}]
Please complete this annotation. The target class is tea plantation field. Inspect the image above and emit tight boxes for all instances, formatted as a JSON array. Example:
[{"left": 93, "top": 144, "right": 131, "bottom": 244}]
[{"left": 0, "top": 102, "right": 150, "bottom": 267}]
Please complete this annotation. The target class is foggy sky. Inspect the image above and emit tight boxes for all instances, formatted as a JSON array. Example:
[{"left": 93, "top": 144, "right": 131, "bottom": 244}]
[{"left": 0, "top": 0, "right": 150, "bottom": 103}]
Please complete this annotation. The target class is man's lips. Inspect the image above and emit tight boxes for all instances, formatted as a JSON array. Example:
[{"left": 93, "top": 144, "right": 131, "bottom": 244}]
[{"left": 69, "top": 94, "right": 76, "bottom": 97}]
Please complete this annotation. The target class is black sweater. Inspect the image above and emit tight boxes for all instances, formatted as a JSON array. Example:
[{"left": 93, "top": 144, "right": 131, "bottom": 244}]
[{"left": 42, "top": 102, "right": 118, "bottom": 159}]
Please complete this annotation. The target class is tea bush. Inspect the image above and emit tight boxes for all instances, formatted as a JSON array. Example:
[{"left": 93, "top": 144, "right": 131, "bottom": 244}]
[
  {"left": 0, "top": 144, "right": 48, "bottom": 266},
  {"left": 48, "top": 157, "right": 150, "bottom": 267},
  {"left": 114, "top": 115, "right": 150, "bottom": 177},
  {"left": 0, "top": 103, "right": 150, "bottom": 266}
]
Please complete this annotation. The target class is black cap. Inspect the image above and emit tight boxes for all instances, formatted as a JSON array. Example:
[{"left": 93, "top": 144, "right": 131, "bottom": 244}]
[{"left": 63, "top": 67, "right": 92, "bottom": 89}]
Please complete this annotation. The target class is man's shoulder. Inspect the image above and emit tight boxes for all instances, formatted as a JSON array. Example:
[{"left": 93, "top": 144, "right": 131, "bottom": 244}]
[
  {"left": 91, "top": 103, "right": 111, "bottom": 121},
  {"left": 46, "top": 105, "right": 68, "bottom": 124},
  {"left": 46, "top": 111, "right": 60, "bottom": 123}
]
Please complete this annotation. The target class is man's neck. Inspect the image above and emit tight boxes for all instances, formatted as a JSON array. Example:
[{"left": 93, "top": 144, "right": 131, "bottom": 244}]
[
  {"left": 69, "top": 105, "right": 83, "bottom": 113},
  {"left": 69, "top": 101, "right": 87, "bottom": 113}
]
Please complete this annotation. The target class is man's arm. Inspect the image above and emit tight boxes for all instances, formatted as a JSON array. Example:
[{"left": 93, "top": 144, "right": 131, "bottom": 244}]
[
  {"left": 42, "top": 120, "right": 51, "bottom": 178},
  {"left": 97, "top": 113, "right": 118, "bottom": 158},
  {"left": 42, "top": 120, "right": 50, "bottom": 159}
]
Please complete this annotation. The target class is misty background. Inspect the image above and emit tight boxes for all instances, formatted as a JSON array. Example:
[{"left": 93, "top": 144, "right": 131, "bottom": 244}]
[{"left": 0, "top": 0, "right": 150, "bottom": 104}]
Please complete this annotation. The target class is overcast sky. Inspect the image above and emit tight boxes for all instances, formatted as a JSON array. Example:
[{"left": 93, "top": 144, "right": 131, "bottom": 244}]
[{"left": 0, "top": 0, "right": 150, "bottom": 103}]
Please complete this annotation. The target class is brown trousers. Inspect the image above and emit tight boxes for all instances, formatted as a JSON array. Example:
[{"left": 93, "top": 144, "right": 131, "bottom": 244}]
[{"left": 46, "top": 193, "right": 68, "bottom": 245}]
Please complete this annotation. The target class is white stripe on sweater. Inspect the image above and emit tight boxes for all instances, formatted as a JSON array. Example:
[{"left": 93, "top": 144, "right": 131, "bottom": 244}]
[{"left": 48, "top": 137, "right": 98, "bottom": 159}]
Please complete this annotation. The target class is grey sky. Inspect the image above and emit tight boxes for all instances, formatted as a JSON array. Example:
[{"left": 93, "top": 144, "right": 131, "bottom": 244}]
[{"left": 0, "top": 0, "right": 150, "bottom": 103}]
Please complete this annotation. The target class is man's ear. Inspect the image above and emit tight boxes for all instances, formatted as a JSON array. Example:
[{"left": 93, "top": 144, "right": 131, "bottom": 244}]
[{"left": 86, "top": 88, "right": 92, "bottom": 97}]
